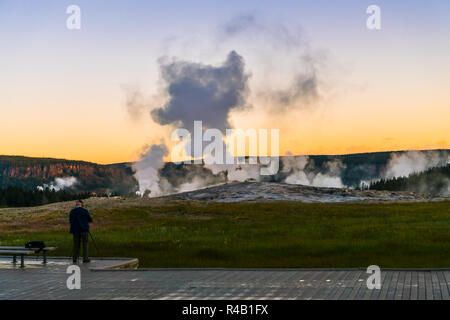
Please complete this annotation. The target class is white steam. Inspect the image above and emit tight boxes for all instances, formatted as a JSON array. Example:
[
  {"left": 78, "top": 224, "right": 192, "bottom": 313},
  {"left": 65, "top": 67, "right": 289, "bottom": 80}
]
[
  {"left": 384, "top": 151, "right": 449, "bottom": 179},
  {"left": 177, "top": 177, "right": 212, "bottom": 193},
  {"left": 37, "top": 177, "right": 78, "bottom": 191},
  {"left": 205, "top": 157, "right": 261, "bottom": 183},
  {"left": 133, "top": 144, "right": 168, "bottom": 197},
  {"left": 283, "top": 155, "right": 346, "bottom": 188}
]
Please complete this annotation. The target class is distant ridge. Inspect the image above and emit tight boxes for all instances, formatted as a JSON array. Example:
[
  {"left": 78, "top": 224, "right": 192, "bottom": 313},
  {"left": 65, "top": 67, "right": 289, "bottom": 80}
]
[
  {"left": 0, "top": 155, "right": 126, "bottom": 167},
  {"left": 0, "top": 149, "right": 448, "bottom": 194},
  {"left": 0, "top": 155, "right": 137, "bottom": 194},
  {"left": 2, "top": 148, "right": 448, "bottom": 167}
]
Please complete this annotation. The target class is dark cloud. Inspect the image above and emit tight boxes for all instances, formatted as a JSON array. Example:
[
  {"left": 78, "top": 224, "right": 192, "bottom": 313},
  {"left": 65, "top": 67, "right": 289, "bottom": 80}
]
[{"left": 151, "top": 50, "right": 250, "bottom": 132}]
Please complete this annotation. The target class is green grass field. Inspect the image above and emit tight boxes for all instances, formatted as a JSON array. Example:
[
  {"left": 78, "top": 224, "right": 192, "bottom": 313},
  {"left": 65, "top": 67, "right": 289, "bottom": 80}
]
[{"left": 0, "top": 199, "right": 449, "bottom": 268}]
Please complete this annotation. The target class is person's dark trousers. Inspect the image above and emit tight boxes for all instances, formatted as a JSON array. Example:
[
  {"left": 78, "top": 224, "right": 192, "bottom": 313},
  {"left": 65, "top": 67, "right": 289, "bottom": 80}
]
[{"left": 73, "top": 232, "right": 89, "bottom": 262}]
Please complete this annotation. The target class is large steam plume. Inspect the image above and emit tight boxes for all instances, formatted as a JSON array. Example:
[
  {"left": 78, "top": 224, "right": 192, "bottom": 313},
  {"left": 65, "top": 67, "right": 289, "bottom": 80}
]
[
  {"left": 133, "top": 144, "right": 168, "bottom": 197},
  {"left": 151, "top": 50, "right": 250, "bottom": 132},
  {"left": 127, "top": 16, "right": 450, "bottom": 197},
  {"left": 126, "top": 14, "right": 333, "bottom": 197},
  {"left": 133, "top": 51, "right": 252, "bottom": 196}
]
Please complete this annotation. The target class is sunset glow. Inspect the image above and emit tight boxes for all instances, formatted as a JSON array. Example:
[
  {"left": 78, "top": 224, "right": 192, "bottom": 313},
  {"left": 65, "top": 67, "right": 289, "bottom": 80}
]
[{"left": 1, "top": 0, "right": 449, "bottom": 164}]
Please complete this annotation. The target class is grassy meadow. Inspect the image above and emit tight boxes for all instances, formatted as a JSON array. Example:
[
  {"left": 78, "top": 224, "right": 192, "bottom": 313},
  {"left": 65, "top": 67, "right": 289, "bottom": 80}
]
[{"left": 0, "top": 198, "right": 449, "bottom": 268}]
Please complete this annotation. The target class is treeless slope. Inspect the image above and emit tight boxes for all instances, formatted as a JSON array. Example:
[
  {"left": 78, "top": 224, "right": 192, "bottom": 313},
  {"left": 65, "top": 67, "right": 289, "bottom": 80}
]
[{"left": 164, "top": 181, "right": 448, "bottom": 202}]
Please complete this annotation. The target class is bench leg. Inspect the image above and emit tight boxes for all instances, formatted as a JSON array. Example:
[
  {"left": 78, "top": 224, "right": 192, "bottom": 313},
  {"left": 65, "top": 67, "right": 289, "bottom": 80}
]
[
  {"left": 13, "top": 255, "right": 17, "bottom": 264},
  {"left": 20, "top": 255, "right": 24, "bottom": 268},
  {"left": 43, "top": 251, "right": 47, "bottom": 264}
]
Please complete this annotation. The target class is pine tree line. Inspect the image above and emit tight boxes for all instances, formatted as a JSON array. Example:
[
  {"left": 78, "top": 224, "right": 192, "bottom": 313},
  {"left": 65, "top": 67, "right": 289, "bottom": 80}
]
[
  {"left": 369, "top": 164, "right": 450, "bottom": 195},
  {"left": 0, "top": 186, "right": 89, "bottom": 207}
]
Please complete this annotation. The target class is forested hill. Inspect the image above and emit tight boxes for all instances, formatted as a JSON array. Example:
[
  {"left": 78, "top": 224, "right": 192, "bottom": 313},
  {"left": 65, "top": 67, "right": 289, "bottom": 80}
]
[
  {"left": 1, "top": 150, "right": 448, "bottom": 195},
  {"left": 0, "top": 155, "right": 138, "bottom": 195},
  {"left": 369, "top": 164, "right": 450, "bottom": 195}
]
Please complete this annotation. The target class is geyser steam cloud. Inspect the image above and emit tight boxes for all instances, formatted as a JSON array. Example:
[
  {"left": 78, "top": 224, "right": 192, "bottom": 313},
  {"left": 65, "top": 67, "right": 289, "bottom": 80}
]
[
  {"left": 133, "top": 51, "right": 252, "bottom": 196},
  {"left": 151, "top": 50, "right": 250, "bottom": 132},
  {"left": 128, "top": 15, "right": 447, "bottom": 197},
  {"left": 133, "top": 144, "right": 168, "bottom": 197},
  {"left": 128, "top": 14, "right": 332, "bottom": 197},
  {"left": 282, "top": 154, "right": 346, "bottom": 188},
  {"left": 37, "top": 177, "right": 78, "bottom": 191},
  {"left": 384, "top": 151, "right": 449, "bottom": 179}
]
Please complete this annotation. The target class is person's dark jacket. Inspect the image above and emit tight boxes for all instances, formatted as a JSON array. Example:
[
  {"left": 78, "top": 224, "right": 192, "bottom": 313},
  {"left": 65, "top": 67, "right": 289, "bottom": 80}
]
[{"left": 69, "top": 206, "right": 93, "bottom": 234}]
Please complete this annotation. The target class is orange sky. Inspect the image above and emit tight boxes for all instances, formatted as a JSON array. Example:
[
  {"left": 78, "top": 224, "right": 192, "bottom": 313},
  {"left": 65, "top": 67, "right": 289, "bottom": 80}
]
[
  {"left": 0, "top": 60, "right": 449, "bottom": 164},
  {"left": 1, "top": 1, "right": 449, "bottom": 164}
]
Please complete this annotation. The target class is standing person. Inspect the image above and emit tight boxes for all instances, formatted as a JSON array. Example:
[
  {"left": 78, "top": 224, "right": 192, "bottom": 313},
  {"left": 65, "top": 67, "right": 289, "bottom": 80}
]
[{"left": 69, "top": 200, "right": 93, "bottom": 263}]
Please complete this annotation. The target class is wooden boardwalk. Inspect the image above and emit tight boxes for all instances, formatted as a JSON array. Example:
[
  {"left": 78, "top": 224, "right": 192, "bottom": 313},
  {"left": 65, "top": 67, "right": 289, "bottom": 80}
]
[{"left": 0, "top": 257, "right": 449, "bottom": 300}]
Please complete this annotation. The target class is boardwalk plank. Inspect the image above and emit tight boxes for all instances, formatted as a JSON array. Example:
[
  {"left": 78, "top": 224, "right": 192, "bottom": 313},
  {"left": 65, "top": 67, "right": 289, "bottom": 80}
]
[
  {"left": 409, "top": 271, "right": 419, "bottom": 300},
  {"left": 386, "top": 271, "right": 399, "bottom": 300},
  {"left": 337, "top": 270, "right": 361, "bottom": 300},
  {"left": 445, "top": 271, "right": 450, "bottom": 298},
  {"left": 379, "top": 271, "right": 393, "bottom": 300},
  {"left": 297, "top": 271, "right": 322, "bottom": 300},
  {"left": 402, "top": 271, "right": 412, "bottom": 300},
  {"left": 437, "top": 271, "right": 449, "bottom": 300},
  {"left": 326, "top": 271, "right": 349, "bottom": 300},
  {"left": 355, "top": 271, "right": 371, "bottom": 300},
  {"left": 395, "top": 270, "right": 405, "bottom": 300},
  {"left": 425, "top": 271, "right": 434, "bottom": 300},
  {"left": 312, "top": 271, "right": 341, "bottom": 300},
  {"left": 418, "top": 272, "right": 426, "bottom": 300},
  {"left": 431, "top": 271, "right": 442, "bottom": 300},
  {"left": 310, "top": 270, "right": 335, "bottom": 299},
  {"left": 329, "top": 271, "right": 351, "bottom": 300},
  {"left": 347, "top": 270, "right": 365, "bottom": 300},
  {"left": 293, "top": 271, "right": 313, "bottom": 299}
]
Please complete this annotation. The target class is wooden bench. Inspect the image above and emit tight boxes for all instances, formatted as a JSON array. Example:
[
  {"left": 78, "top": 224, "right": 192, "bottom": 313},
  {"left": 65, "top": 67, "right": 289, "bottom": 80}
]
[{"left": 0, "top": 246, "right": 56, "bottom": 268}]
